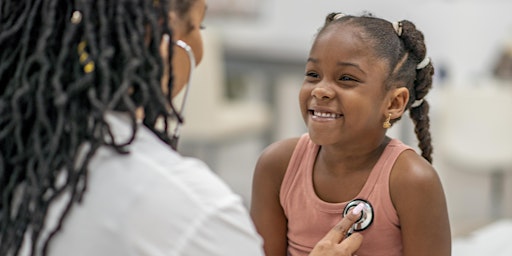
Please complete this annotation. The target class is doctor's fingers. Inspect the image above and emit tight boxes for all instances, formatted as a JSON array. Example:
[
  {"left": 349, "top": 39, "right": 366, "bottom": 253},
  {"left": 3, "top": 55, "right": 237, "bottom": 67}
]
[
  {"left": 309, "top": 232, "right": 363, "bottom": 256},
  {"left": 322, "top": 206, "right": 363, "bottom": 243},
  {"left": 159, "top": 34, "right": 170, "bottom": 62},
  {"left": 338, "top": 232, "right": 363, "bottom": 255}
]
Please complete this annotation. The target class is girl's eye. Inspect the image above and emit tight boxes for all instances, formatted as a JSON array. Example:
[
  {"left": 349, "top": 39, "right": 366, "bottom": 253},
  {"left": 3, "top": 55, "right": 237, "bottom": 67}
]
[
  {"left": 305, "top": 72, "right": 319, "bottom": 78},
  {"left": 200, "top": 24, "right": 206, "bottom": 30},
  {"left": 339, "top": 75, "right": 355, "bottom": 81}
]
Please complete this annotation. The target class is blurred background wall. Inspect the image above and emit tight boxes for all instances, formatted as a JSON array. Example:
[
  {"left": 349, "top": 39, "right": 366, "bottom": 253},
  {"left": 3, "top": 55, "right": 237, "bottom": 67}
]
[{"left": 177, "top": 0, "right": 512, "bottom": 239}]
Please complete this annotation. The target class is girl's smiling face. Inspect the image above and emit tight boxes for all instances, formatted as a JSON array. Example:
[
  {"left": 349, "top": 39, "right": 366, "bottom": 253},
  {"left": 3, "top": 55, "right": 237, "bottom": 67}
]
[{"left": 299, "top": 23, "right": 391, "bottom": 147}]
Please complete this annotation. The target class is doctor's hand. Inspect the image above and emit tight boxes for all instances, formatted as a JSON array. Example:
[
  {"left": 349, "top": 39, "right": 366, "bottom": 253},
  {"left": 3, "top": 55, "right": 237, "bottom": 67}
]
[{"left": 309, "top": 203, "right": 364, "bottom": 256}]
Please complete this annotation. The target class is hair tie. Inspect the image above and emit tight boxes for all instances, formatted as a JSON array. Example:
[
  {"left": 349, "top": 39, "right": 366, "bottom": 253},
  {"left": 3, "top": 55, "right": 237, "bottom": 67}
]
[
  {"left": 333, "top": 13, "right": 346, "bottom": 20},
  {"left": 416, "top": 57, "right": 430, "bottom": 69},
  {"left": 410, "top": 98, "right": 424, "bottom": 108},
  {"left": 392, "top": 21, "right": 402, "bottom": 36}
]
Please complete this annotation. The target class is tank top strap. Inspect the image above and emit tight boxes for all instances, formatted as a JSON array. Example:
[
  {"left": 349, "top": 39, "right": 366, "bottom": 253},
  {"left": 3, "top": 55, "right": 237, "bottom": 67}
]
[
  {"left": 280, "top": 133, "right": 319, "bottom": 203},
  {"left": 358, "top": 139, "right": 413, "bottom": 199}
]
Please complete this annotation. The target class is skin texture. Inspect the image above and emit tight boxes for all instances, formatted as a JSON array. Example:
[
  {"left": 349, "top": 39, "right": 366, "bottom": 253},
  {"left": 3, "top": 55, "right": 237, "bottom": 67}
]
[{"left": 251, "top": 22, "right": 450, "bottom": 256}]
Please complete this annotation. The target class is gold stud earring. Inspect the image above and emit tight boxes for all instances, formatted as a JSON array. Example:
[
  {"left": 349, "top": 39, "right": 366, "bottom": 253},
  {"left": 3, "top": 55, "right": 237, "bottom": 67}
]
[{"left": 383, "top": 113, "right": 392, "bottom": 129}]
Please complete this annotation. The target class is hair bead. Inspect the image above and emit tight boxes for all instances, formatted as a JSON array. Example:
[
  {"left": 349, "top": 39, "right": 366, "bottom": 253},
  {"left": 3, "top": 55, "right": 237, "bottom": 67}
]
[
  {"left": 416, "top": 57, "right": 430, "bottom": 69},
  {"left": 392, "top": 21, "right": 402, "bottom": 36}
]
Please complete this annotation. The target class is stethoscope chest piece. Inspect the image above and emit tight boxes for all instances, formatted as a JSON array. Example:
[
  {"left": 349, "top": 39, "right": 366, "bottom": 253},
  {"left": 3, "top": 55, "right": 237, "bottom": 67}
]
[{"left": 343, "top": 198, "right": 374, "bottom": 232}]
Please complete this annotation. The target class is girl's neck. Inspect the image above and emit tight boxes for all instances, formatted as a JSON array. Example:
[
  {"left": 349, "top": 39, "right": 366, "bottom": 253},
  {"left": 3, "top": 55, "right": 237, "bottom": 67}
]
[{"left": 317, "top": 136, "right": 391, "bottom": 175}]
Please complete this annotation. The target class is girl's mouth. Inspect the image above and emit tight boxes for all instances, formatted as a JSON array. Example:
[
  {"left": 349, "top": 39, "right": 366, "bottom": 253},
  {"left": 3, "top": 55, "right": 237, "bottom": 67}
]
[{"left": 309, "top": 110, "right": 343, "bottom": 119}]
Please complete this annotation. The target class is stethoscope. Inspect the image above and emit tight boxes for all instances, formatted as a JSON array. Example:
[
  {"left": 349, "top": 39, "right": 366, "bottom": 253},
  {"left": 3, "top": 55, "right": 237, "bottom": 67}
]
[
  {"left": 342, "top": 199, "right": 374, "bottom": 236},
  {"left": 169, "top": 39, "right": 195, "bottom": 150}
]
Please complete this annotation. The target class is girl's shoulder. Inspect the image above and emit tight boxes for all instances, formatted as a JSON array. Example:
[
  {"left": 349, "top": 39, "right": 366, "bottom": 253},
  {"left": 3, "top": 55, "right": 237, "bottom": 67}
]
[
  {"left": 257, "top": 137, "right": 301, "bottom": 170},
  {"left": 391, "top": 149, "right": 438, "bottom": 186},
  {"left": 389, "top": 148, "right": 443, "bottom": 208},
  {"left": 388, "top": 147, "right": 451, "bottom": 255},
  {"left": 253, "top": 137, "right": 301, "bottom": 186}
]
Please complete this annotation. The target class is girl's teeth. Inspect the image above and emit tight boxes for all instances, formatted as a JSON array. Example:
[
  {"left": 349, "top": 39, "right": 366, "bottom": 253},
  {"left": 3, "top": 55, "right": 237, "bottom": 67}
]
[{"left": 314, "top": 111, "right": 337, "bottom": 118}]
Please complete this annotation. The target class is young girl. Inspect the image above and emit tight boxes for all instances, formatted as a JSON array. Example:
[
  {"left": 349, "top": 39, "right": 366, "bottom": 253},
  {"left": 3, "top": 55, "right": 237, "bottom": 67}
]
[{"left": 250, "top": 12, "right": 451, "bottom": 256}]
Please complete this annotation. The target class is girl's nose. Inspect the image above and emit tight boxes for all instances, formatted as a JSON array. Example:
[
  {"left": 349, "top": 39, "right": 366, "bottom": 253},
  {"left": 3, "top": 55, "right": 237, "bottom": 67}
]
[{"left": 311, "top": 84, "right": 335, "bottom": 100}]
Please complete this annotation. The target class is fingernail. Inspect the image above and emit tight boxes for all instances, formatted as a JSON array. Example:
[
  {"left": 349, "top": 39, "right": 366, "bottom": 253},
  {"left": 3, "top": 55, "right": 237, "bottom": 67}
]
[{"left": 352, "top": 203, "right": 364, "bottom": 215}]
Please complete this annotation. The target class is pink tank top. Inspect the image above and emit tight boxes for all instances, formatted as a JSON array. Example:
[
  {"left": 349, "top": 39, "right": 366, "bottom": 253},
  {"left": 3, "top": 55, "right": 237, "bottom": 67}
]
[{"left": 280, "top": 133, "right": 412, "bottom": 256}]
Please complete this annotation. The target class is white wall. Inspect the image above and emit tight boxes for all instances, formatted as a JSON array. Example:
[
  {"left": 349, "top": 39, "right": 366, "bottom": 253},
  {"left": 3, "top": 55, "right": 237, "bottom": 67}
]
[{"left": 209, "top": 0, "right": 512, "bottom": 87}]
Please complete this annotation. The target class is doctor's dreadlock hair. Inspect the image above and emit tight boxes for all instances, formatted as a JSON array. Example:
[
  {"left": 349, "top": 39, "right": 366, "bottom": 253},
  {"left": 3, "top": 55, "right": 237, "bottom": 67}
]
[
  {"left": 320, "top": 13, "right": 435, "bottom": 163},
  {"left": 0, "top": 0, "right": 192, "bottom": 255}
]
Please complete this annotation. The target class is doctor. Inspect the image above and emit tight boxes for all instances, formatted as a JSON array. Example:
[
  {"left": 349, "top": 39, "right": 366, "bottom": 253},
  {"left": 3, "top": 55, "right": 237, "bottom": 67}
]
[{"left": 0, "top": 0, "right": 362, "bottom": 255}]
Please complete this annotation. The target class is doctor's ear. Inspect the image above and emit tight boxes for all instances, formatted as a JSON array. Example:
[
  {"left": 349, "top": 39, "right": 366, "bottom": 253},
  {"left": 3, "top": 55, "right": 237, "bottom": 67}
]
[
  {"left": 168, "top": 10, "right": 177, "bottom": 24},
  {"left": 168, "top": 11, "right": 188, "bottom": 38},
  {"left": 386, "top": 87, "right": 409, "bottom": 118}
]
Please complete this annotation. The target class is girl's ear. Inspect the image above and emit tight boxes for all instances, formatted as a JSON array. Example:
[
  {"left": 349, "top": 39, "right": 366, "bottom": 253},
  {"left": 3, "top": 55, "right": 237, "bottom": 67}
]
[{"left": 386, "top": 87, "right": 409, "bottom": 119}]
